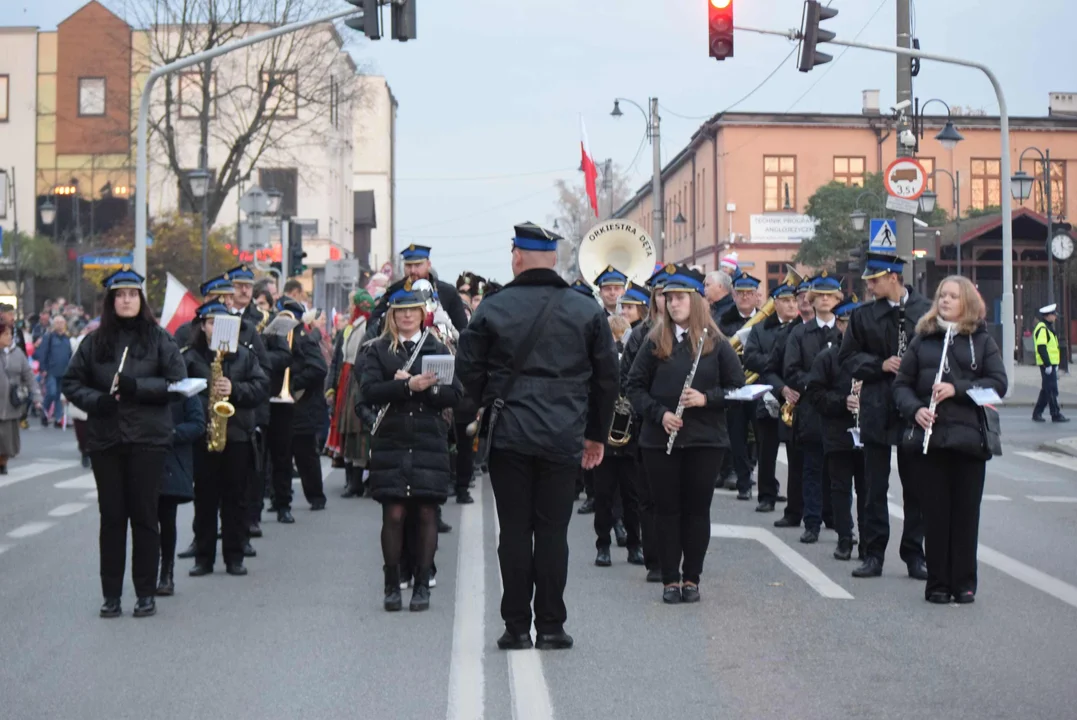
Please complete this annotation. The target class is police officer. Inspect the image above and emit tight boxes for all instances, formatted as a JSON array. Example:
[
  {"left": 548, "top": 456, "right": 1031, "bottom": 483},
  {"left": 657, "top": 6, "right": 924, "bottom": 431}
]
[
  {"left": 456, "top": 221, "right": 619, "bottom": 651},
  {"left": 1032, "top": 303, "right": 1069, "bottom": 423}
]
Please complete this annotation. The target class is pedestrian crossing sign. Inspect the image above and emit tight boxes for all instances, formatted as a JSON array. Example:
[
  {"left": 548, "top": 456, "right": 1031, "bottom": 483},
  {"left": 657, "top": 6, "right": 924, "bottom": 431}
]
[{"left": 869, "top": 219, "right": 897, "bottom": 251}]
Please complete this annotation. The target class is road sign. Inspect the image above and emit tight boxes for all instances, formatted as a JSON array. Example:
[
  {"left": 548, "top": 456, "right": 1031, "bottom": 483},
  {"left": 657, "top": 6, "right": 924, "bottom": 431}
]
[
  {"left": 869, "top": 219, "right": 897, "bottom": 251},
  {"left": 325, "top": 258, "right": 359, "bottom": 284},
  {"left": 884, "top": 157, "right": 928, "bottom": 201},
  {"left": 81, "top": 253, "right": 133, "bottom": 269},
  {"left": 885, "top": 194, "right": 921, "bottom": 215},
  {"left": 240, "top": 186, "right": 271, "bottom": 215}
]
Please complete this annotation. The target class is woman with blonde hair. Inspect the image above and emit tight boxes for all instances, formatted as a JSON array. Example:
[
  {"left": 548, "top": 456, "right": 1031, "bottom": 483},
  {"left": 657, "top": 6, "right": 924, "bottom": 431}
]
[
  {"left": 893, "top": 275, "right": 1007, "bottom": 605},
  {"left": 626, "top": 264, "right": 744, "bottom": 604}
]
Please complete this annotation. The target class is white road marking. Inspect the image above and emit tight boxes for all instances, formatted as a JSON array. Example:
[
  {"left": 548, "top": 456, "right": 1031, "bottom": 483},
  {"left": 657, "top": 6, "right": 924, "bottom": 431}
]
[
  {"left": 982, "top": 494, "right": 1011, "bottom": 501},
  {"left": 888, "top": 503, "right": 1077, "bottom": 610},
  {"left": 1026, "top": 495, "right": 1077, "bottom": 503},
  {"left": 1016, "top": 451, "right": 1077, "bottom": 474},
  {"left": 82, "top": 491, "right": 98, "bottom": 500},
  {"left": 48, "top": 503, "right": 91, "bottom": 517},
  {"left": 492, "top": 487, "right": 555, "bottom": 720},
  {"left": 54, "top": 473, "right": 96, "bottom": 490},
  {"left": 0, "top": 461, "right": 81, "bottom": 490},
  {"left": 711, "top": 524, "right": 854, "bottom": 600},
  {"left": 447, "top": 478, "right": 485, "bottom": 720},
  {"left": 6, "top": 521, "right": 57, "bottom": 539},
  {"left": 0, "top": 544, "right": 11, "bottom": 556}
]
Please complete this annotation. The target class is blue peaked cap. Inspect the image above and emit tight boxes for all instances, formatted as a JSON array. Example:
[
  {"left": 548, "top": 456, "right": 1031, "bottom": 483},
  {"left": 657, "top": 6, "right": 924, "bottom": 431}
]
[
  {"left": 102, "top": 265, "right": 144, "bottom": 291},
  {"left": 227, "top": 264, "right": 256, "bottom": 283},
  {"left": 862, "top": 252, "right": 907, "bottom": 280},
  {"left": 512, "top": 221, "right": 561, "bottom": 252},
  {"left": 400, "top": 244, "right": 432, "bottom": 263},
  {"left": 388, "top": 287, "right": 427, "bottom": 309},
  {"left": 621, "top": 282, "right": 651, "bottom": 305},
  {"left": 594, "top": 265, "right": 628, "bottom": 287},
  {"left": 662, "top": 264, "right": 705, "bottom": 295},
  {"left": 200, "top": 274, "right": 234, "bottom": 297},
  {"left": 834, "top": 299, "right": 860, "bottom": 318},
  {"left": 809, "top": 271, "right": 843, "bottom": 294},
  {"left": 770, "top": 283, "right": 796, "bottom": 299},
  {"left": 570, "top": 279, "right": 595, "bottom": 297},
  {"left": 733, "top": 272, "right": 761, "bottom": 291},
  {"left": 195, "top": 300, "right": 231, "bottom": 319}
]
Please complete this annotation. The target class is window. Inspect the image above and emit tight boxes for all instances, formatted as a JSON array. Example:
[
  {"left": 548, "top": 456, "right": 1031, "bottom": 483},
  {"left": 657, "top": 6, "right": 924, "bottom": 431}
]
[
  {"left": 178, "top": 71, "right": 217, "bottom": 119},
  {"left": 918, "top": 157, "right": 935, "bottom": 192},
  {"left": 261, "top": 71, "right": 298, "bottom": 118},
  {"left": 701, "top": 168, "right": 706, "bottom": 226},
  {"left": 971, "top": 158, "right": 1001, "bottom": 210},
  {"left": 1032, "top": 159, "right": 1066, "bottom": 216},
  {"left": 259, "top": 168, "right": 298, "bottom": 216},
  {"left": 766, "top": 262, "right": 783, "bottom": 294},
  {"left": 78, "top": 77, "right": 106, "bottom": 116},
  {"left": 0, "top": 75, "right": 8, "bottom": 122},
  {"left": 177, "top": 168, "right": 217, "bottom": 213},
  {"left": 764, "top": 155, "right": 796, "bottom": 212},
  {"left": 833, "top": 156, "right": 865, "bottom": 187}
]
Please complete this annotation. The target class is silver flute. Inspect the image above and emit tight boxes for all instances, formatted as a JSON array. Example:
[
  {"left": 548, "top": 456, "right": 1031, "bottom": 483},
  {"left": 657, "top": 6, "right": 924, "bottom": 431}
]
[
  {"left": 371, "top": 327, "right": 431, "bottom": 437},
  {"left": 667, "top": 328, "right": 709, "bottom": 455},
  {"left": 922, "top": 323, "right": 954, "bottom": 454}
]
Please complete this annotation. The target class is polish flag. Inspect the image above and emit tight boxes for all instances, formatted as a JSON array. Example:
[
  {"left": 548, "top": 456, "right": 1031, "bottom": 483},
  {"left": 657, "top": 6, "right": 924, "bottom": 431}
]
[
  {"left": 580, "top": 115, "right": 599, "bottom": 218},
  {"left": 160, "top": 273, "right": 199, "bottom": 335}
]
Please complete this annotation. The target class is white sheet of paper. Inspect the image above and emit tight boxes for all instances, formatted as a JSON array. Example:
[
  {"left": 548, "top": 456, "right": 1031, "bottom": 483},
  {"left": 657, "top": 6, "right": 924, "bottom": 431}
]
[
  {"left": 724, "top": 384, "right": 774, "bottom": 401},
  {"left": 421, "top": 354, "right": 455, "bottom": 385},
  {"left": 848, "top": 427, "right": 864, "bottom": 448},
  {"left": 967, "top": 387, "right": 1003, "bottom": 406},
  {"left": 263, "top": 314, "right": 300, "bottom": 337},
  {"left": 210, "top": 314, "right": 241, "bottom": 353},
  {"left": 168, "top": 378, "right": 208, "bottom": 397}
]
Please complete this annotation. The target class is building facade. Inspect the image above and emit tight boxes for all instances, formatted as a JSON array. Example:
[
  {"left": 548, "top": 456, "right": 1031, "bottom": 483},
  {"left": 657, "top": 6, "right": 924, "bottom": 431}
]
[
  {"left": 0, "top": 28, "right": 40, "bottom": 241},
  {"left": 352, "top": 75, "right": 397, "bottom": 272}
]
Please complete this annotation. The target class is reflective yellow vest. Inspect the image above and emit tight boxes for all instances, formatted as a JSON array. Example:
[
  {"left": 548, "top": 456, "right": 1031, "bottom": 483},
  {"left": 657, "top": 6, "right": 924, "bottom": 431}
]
[{"left": 1034, "top": 321, "right": 1061, "bottom": 366}]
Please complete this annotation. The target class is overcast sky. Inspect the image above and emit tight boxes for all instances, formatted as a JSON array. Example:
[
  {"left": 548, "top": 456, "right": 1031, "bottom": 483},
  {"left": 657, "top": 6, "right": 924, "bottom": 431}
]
[{"left": 18, "top": 0, "right": 1077, "bottom": 286}]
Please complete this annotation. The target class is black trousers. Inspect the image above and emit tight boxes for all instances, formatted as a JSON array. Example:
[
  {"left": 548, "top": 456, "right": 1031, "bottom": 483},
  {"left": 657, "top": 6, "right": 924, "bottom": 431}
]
[
  {"left": 827, "top": 450, "right": 866, "bottom": 540},
  {"left": 292, "top": 433, "right": 327, "bottom": 505},
  {"left": 641, "top": 447, "right": 723, "bottom": 585},
  {"left": 246, "top": 427, "right": 268, "bottom": 525},
  {"left": 91, "top": 445, "right": 166, "bottom": 599},
  {"left": 725, "top": 405, "right": 753, "bottom": 492},
  {"left": 918, "top": 450, "right": 986, "bottom": 597},
  {"left": 454, "top": 421, "right": 473, "bottom": 495},
  {"left": 756, "top": 417, "right": 781, "bottom": 503},
  {"left": 631, "top": 446, "right": 658, "bottom": 569},
  {"left": 782, "top": 439, "right": 804, "bottom": 523},
  {"left": 158, "top": 497, "right": 181, "bottom": 568},
  {"left": 488, "top": 449, "right": 578, "bottom": 636},
  {"left": 193, "top": 442, "right": 250, "bottom": 566},
  {"left": 268, "top": 403, "right": 295, "bottom": 510},
  {"left": 593, "top": 453, "right": 641, "bottom": 550},
  {"left": 1033, "top": 366, "right": 1062, "bottom": 419},
  {"left": 862, "top": 443, "right": 925, "bottom": 565}
]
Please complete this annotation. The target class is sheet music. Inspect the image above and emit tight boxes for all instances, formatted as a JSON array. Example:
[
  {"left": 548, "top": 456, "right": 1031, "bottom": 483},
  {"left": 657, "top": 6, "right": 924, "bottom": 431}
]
[
  {"left": 210, "top": 314, "right": 241, "bottom": 353},
  {"left": 263, "top": 315, "right": 300, "bottom": 337},
  {"left": 167, "top": 378, "right": 208, "bottom": 397},
  {"left": 966, "top": 387, "right": 1003, "bottom": 406},
  {"left": 724, "top": 384, "right": 773, "bottom": 401},
  {"left": 421, "top": 354, "right": 455, "bottom": 385}
]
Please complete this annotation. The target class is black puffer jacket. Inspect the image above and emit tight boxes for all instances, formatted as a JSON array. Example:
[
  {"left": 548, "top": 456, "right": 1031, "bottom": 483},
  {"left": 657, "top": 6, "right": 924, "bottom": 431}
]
[
  {"left": 784, "top": 319, "right": 843, "bottom": 444},
  {"left": 456, "top": 268, "right": 619, "bottom": 462},
  {"left": 626, "top": 332, "right": 744, "bottom": 450},
  {"left": 804, "top": 346, "right": 859, "bottom": 454},
  {"left": 360, "top": 333, "right": 462, "bottom": 502},
  {"left": 62, "top": 323, "right": 188, "bottom": 452},
  {"left": 838, "top": 287, "right": 932, "bottom": 445},
  {"left": 743, "top": 313, "right": 785, "bottom": 420},
  {"left": 893, "top": 321, "right": 1008, "bottom": 459},
  {"left": 183, "top": 343, "right": 270, "bottom": 442},
  {"left": 289, "top": 329, "right": 329, "bottom": 435}
]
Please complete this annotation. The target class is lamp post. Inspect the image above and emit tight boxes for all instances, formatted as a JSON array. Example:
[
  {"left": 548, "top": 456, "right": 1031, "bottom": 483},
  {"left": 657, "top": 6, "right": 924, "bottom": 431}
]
[
  {"left": 913, "top": 98, "right": 965, "bottom": 153},
  {"left": 849, "top": 190, "right": 884, "bottom": 232},
  {"left": 187, "top": 167, "right": 211, "bottom": 282},
  {"left": 612, "top": 96, "right": 663, "bottom": 262},
  {"left": 919, "top": 168, "right": 962, "bottom": 277},
  {"left": 1011, "top": 147, "right": 1054, "bottom": 303}
]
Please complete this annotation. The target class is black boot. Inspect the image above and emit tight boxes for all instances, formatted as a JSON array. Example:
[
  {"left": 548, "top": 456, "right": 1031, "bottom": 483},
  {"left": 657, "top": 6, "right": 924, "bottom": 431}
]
[
  {"left": 99, "top": 598, "right": 121, "bottom": 618},
  {"left": 177, "top": 540, "right": 196, "bottom": 559},
  {"left": 156, "top": 559, "right": 175, "bottom": 596},
  {"left": 409, "top": 567, "right": 431, "bottom": 612},
  {"left": 133, "top": 597, "right": 156, "bottom": 617},
  {"left": 341, "top": 466, "right": 362, "bottom": 498},
  {"left": 383, "top": 565, "right": 402, "bottom": 611}
]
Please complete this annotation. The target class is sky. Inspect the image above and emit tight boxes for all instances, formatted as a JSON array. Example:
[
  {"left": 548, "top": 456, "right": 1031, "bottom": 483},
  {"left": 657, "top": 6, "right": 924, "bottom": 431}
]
[{"left": 17, "top": 0, "right": 1077, "bottom": 286}]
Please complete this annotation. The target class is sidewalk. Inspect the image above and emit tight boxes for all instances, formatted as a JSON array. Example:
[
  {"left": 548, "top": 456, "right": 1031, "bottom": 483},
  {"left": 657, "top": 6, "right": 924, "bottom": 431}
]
[{"left": 1009, "top": 364, "right": 1077, "bottom": 409}]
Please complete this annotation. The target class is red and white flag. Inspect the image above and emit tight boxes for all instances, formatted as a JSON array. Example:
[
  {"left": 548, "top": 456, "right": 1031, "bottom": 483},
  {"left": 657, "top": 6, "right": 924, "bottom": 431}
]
[
  {"left": 580, "top": 115, "right": 599, "bottom": 218},
  {"left": 160, "top": 272, "right": 199, "bottom": 335}
]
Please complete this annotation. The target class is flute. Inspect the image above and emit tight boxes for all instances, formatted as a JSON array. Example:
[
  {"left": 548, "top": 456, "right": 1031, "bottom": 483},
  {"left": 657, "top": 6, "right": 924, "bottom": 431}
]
[
  {"left": 667, "top": 329, "right": 708, "bottom": 456},
  {"left": 922, "top": 323, "right": 954, "bottom": 455},
  {"left": 109, "top": 346, "right": 129, "bottom": 395}
]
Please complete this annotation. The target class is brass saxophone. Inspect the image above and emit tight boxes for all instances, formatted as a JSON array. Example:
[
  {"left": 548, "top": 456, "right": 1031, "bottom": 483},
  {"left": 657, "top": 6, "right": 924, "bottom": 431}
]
[{"left": 207, "top": 348, "right": 236, "bottom": 452}]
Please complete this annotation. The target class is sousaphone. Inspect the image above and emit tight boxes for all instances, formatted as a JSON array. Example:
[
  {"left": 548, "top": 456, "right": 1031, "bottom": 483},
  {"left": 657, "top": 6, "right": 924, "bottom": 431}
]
[{"left": 577, "top": 219, "right": 657, "bottom": 289}]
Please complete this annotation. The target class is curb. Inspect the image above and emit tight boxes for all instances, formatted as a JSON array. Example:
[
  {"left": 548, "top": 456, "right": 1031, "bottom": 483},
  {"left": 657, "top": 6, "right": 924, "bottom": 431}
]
[{"left": 1039, "top": 440, "right": 1077, "bottom": 458}]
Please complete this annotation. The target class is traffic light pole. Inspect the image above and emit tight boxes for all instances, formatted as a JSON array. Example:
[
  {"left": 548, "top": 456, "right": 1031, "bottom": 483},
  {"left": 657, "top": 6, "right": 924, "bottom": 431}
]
[
  {"left": 735, "top": 23, "right": 1016, "bottom": 393},
  {"left": 133, "top": 7, "right": 362, "bottom": 277},
  {"left": 894, "top": 0, "right": 913, "bottom": 263}
]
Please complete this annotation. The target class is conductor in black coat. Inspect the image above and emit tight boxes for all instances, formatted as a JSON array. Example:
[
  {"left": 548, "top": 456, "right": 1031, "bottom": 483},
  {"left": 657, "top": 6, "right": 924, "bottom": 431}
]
[
  {"left": 456, "top": 222, "right": 619, "bottom": 652},
  {"left": 838, "top": 253, "right": 931, "bottom": 580}
]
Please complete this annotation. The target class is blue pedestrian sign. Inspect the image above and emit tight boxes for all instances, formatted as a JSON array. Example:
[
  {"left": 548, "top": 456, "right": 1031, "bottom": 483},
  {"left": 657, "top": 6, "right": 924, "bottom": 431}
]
[{"left": 869, "top": 219, "right": 897, "bottom": 252}]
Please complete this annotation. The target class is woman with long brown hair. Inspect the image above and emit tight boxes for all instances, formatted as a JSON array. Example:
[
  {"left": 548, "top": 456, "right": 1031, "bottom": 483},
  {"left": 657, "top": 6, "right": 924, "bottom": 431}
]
[
  {"left": 893, "top": 275, "right": 1007, "bottom": 605},
  {"left": 626, "top": 264, "right": 744, "bottom": 604}
]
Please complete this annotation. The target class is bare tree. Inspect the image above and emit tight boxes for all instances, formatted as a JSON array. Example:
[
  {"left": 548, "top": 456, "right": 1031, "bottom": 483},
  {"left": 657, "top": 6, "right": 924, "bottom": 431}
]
[
  {"left": 111, "top": 0, "right": 366, "bottom": 226},
  {"left": 550, "top": 162, "right": 632, "bottom": 280}
]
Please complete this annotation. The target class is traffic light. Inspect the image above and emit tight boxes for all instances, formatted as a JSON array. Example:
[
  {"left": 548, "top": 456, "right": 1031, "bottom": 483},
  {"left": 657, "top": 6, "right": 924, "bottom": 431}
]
[
  {"left": 848, "top": 243, "right": 865, "bottom": 272},
  {"left": 288, "top": 223, "right": 307, "bottom": 277},
  {"left": 708, "top": 0, "right": 734, "bottom": 61},
  {"left": 798, "top": 0, "right": 838, "bottom": 72},
  {"left": 391, "top": 0, "right": 416, "bottom": 41},
  {"left": 344, "top": 0, "right": 380, "bottom": 40}
]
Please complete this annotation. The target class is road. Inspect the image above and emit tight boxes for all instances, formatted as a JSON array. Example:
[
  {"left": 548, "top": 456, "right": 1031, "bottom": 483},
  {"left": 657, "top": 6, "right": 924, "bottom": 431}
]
[{"left": 1, "top": 406, "right": 1076, "bottom": 719}]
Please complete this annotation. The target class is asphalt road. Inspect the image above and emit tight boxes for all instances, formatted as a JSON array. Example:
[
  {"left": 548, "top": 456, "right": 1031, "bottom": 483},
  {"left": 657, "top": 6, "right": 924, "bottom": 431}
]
[{"left": 1, "top": 407, "right": 1076, "bottom": 720}]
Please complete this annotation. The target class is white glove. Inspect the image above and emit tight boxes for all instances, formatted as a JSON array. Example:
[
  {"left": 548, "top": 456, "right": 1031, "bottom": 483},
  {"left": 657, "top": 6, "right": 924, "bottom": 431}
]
[
  {"left": 432, "top": 307, "right": 452, "bottom": 328},
  {"left": 734, "top": 326, "right": 752, "bottom": 347},
  {"left": 1045, "top": 366, "right": 1054, "bottom": 375}
]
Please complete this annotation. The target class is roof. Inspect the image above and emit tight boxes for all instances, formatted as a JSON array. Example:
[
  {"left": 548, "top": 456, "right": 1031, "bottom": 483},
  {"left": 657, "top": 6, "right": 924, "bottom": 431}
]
[{"left": 936, "top": 206, "right": 1074, "bottom": 248}]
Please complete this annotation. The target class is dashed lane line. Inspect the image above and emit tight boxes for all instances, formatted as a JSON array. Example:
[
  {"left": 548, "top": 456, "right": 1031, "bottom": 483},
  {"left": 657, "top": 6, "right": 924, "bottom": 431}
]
[
  {"left": 54, "top": 473, "right": 95, "bottom": 490},
  {"left": 6, "top": 522, "right": 57, "bottom": 539},
  {"left": 1026, "top": 496, "right": 1077, "bottom": 503},
  {"left": 48, "top": 503, "right": 91, "bottom": 517},
  {"left": 982, "top": 494, "right": 1012, "bottom": 501},
  {"left": 82, "top": 491, "right": 97, "bottom": 500},
  {"left": 0, "top": 544, "right": 11, "bottom": 556}
]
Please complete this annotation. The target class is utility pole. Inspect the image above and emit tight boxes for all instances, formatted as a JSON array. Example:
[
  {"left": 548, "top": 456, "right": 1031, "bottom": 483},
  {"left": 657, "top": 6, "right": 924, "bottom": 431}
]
[
  {"left": 651, "top": 98, "right": 664, "bottom": 263},
  {"left": 601, "top": 159, "right": 613, "bottom": 220},
  {"left": 894, "top": 0, "right": 914, "bottom": 261}
]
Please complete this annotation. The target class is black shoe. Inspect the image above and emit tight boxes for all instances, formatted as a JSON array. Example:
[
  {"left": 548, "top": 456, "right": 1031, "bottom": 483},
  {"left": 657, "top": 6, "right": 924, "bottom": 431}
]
[
  {"left": 680, "top": 584, "right": 700, "bottom": 603},
  {"left": 926, "top": 591, "right": 951, "bottom": 604},
  {"left": 310, "top": 499, "right": 326, "bottom": 511},
  {"left": 627, "top": 547, "right": 645, "bottom": 565},
  {"left": 799, "top": 528, "right": 820, "bottom": 544},
  {"left": 1053, "top": 415, "right": 1071, "bottom": 423},
  {"left": 776, "top": 494, "right": 788, "bottom": 502},
  {"left": 189, "top": 563, "right": 212, "bottom": 577},
  {"left": 954, "top": 590, "right": 975, "bottom": 604},
  {"left": 100, "top": 598, "right": 121, "bottom": 618},
  {"left": 384, "top": 565, "right": 402, "bottom": 611},
  {"left": 243, "top": 543, "right": 256, "bottom": 558},
  {"left": 646, "top": 567, "right": 663, "bottom": 583},
  {"left": 456, "top": 490, "right": 474, "bottom": 504},
  {"left": 858, "top": 543, "right": 867, "bottom": 561},
  {"left": 1032, "top": 415, "right": 1046, "bottom": 422},
  {"left": 662, "top": 585, "right": 682, "bottom": 604},
  {"left": 0, "top": 466, "right": 8, "bottom": 475},
  {"left": 133, "top": 597, "right": 156, "bottom": 617},
  {"left": 277, "top": 510, "right": 295, "bottom": 524},
  {"left": 755, "top": 500, "right": 775, "bottom": 513},
  {"left": 774, "top": 516, "right": 800, "bottom": 528},
  {"left": 736, "top": 489, "right": 752, "bottom": 501},
  {"left": 613, "top": 520, "right": 628, "bottom": 547},
  {"left": 438, "top": 518, "right": 453, "bottom": 533},
  {"left": 409, "top": 569, "right": 431, "bottom": 611},
  {"left": 249, "top": 523, "right": 262, "bottom": 538},
  {"left": 177, "top": 541, "right": 196, "bottom": 559},
  {"left": 834, "top": 537, "right": 854, "bottom": 561},
  {"left": 577, "top": 498, "right": 595, "bottom": 514},
  {"left": 156, "top": 565, "right": 175, "bottom": 596},
  {"left": 341, "top": 486, "right": 361, "bottom": 498},
  {"left": 907, "top": 558, "right": 929, "bottom": 580},
  {"left": 226, "top": 562, "right": 247, "bottom": 576},
  {"left": 595, "top": 547, "right": 612, "bottom": 567},
  {"left": 81, "top": 454, "right": 91, "bottom": 468},
  {"left": 852, "top": 556, "right": 883, "bottom": 578},
  {"left": 497, "top": 630, "right": 533, "bottom": 650},
  {"left": 535, "top": 631, "right": 574, "bottom": 650}
]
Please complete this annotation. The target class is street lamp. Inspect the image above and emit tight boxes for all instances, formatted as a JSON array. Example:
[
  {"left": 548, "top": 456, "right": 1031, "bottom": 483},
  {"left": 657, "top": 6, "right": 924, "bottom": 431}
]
[
  {"left": 265, "top": 187, "right": 283, "bottom": 216},
  {"left": 674, "top": 211, "right": 686, "bottom": 225},
  {"left": 1011, "top": 146, "right": 1056, "bottom": 304},
  {"left": 187, "top": 168, "right": 211, "bottom": 199},
  {"left": 922, "top": 168, "right": 963, "bottom": 277},
  {"left": 1010, "top": 171, "right": 1035, "bottom": 203},
  {"left": 39, "top": 199, "right": 56, "bottom": 226},
  {"left": 612, "top": 96, "right": 663, "bottom": 262},
  {"left": 188, "top": 168, "right": 212, "bottom": 282},
  {"left": 918, "top": 190, "right": 938, "bottom": 214},
  {"left": 849, "top": 190, "right": 884, "bottom": 232},
  {"left": 914, "top": 98, "right": 965, "bottom": 152}
]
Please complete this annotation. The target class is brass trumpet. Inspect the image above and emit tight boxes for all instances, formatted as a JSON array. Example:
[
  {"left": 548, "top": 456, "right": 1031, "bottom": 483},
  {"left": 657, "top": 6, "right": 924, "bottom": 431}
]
[
  {"left": 270, "top": 310, "right": 296, "bottom": 404},
  {"left": 738, "top": 264, "right": 804, "bottom": 383}
]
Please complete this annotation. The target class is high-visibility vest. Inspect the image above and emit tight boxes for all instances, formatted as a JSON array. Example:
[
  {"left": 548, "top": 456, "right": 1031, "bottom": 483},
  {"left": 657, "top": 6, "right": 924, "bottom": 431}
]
[{"left": 1034, "top": 321, "right": 1061, "bottom": 366}]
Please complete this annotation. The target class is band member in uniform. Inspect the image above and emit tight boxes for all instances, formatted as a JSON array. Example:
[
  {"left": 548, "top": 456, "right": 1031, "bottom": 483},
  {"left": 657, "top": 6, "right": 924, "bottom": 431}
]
[
  {"left": 456, "top": 221, "right": 618, "bottom": 650},
  {"left": 62, "top": 267, "right": 188, "bottom": 618},
  {"left": 743, "top": 281, "right": 799, "bottom": 513},
  {"left": 184, "top": 300, "right": 269, "bottom": 577},
  {"left": 156, "top": 389, "right": 203, "bottom": 596},
  {"left": 893, "top": 276, "right": 1007, "bottom": 603},
  {"left": 719, "top": 272, "right": 760, "bottom": 499},
  {"left": 367, "top": 245, "right": 469, "bottom": 341},
  {"left": 327, "top": 290, "right": 376, "bottom": 497},
  {"left": 804, "top": 297, "right": 866, "bottom": 560},
  {"left": 626, "top": 264, "right": 744, "bottom": 604},
  {"left": 362, "top": 284, "right": 462, "bottom": 612},
  {"left": 838, "top": 253, "right": 930, "bottom": 579},
  {"left": 619, "top": 281, "right": 649, "bottom": 342},
  {"left": 594, "top": 265, "right": 627, "bottom": 316},
  {"left": 1032, "top": 303, "right": 1068, "bottom": 422}
]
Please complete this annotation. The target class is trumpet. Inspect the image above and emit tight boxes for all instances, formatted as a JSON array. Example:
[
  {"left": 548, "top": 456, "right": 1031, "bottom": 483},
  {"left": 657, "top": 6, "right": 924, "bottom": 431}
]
[
  {"left": 739, "top": 265, "right": 803, "bottom": 383},
  {"left": 270, "top": 310, "right": 296, "bottom": 405},
  {"left": 780, "top": 399, "right": 796, "bottom": 427}
]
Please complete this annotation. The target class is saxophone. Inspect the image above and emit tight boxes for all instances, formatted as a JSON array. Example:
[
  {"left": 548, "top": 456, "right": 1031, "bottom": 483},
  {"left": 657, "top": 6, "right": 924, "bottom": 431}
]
[{"left": 207, "top": 348, "right": 236, "bottom": 452}]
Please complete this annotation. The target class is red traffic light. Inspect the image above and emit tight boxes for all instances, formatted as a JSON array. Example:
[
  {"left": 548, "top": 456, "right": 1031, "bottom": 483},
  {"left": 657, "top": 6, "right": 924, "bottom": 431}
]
[{"left": 709, "top": 0, "right": 734, "bottom": 60}]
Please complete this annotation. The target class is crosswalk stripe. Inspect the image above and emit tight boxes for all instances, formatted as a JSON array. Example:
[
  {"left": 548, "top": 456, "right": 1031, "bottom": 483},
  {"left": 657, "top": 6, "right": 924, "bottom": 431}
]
[
  {"left": 1026, "top": 495, "right": 1077, "bottom": 503},
  {"left": 54, "top": 473, "right": 96, "bottom": 490},
  {"left": 0, "top": 461, "right": 81, "bottom": 490},
  {"left": 982, "top": 494, "right": 1011, "bottom": 501},
  {"left": 1015, "top": 451, "right": 1077, "bottom": 474},
  {"left": 48, "top": 503, "right": 91, "bottom": 517},
  {"left": 6, "top": 521, "right": 57, "bottom": 539}
]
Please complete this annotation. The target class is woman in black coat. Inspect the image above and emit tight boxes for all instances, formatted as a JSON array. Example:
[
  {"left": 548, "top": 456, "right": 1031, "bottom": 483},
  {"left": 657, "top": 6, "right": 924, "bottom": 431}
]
[
  {"left": 893, "top": 276, "right": 1008, "bottom": 605},
  {"left": 183, "top": 301, "right": 269, "bottom": 579},
  {"left": 359, "top": 285, "right": 461, "bottom": 613},
  {"left": 156, "top": 392, "right": 205, "bottom": 596},
  {"left": 625, "top": 264, "right": 744, "bottom": 605},
  {"left": 62, "top": 267, "right": 188, "bottom": 619}
]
